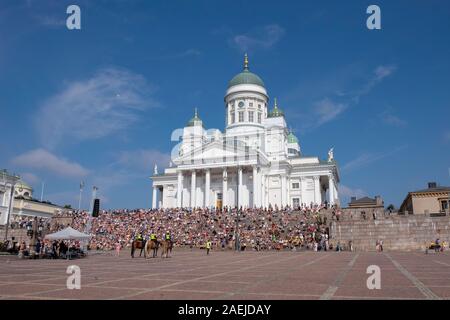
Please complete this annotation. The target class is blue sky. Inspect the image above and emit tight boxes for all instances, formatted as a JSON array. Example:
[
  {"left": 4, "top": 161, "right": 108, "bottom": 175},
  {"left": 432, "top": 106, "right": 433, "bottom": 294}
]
[{"left": 1, "top": 0, "right": 449, "bottom": 209}]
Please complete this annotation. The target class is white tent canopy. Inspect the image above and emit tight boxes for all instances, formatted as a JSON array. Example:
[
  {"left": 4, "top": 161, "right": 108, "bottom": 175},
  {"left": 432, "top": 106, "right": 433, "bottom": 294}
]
[{"left": 45, "top": 227, "right": 91, "bottom": 240}]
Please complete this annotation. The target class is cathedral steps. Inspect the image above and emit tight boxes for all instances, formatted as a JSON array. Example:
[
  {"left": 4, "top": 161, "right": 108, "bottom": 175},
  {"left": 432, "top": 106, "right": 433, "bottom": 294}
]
[{"left": 330, "top": 214, "right": 450, "bottom": 251}]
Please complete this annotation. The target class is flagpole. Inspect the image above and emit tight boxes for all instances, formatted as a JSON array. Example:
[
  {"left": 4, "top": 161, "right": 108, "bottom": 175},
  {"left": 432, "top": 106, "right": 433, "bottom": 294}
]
[
  {"left": 40, "top": 181, "right": 45, "bottom": 202},
  {"left": 78, "top": 184, "right": 83, "bottom": 211}
]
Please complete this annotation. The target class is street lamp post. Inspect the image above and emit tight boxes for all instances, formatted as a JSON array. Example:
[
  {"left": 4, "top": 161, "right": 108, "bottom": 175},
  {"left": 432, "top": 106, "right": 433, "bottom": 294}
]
[
  {"left": 235, "top": 208, "right": 240, "bottom": 252},
  {"left": 2, "top": 172, "right": 20, "bottom": 242},
  {"left": 83, "top": 186, "right": 98, "bottom": 253}
]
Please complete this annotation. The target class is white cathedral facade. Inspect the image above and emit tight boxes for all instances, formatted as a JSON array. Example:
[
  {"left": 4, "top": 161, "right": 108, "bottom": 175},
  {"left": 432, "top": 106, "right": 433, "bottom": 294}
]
[{"left": 151, "top": 55, "right": 340, "bottom": 209}]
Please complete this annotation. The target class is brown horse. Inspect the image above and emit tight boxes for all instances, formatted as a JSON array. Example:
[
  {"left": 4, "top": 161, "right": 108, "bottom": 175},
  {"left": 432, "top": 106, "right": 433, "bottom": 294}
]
[
  {"left": 144, "top": 240, "right": 159, "bottom": 258},
  {"left": 160, "top": 240, "right": 173, "bottom": 258},
  {"left": 131, "top": 240, "right": 146, "bottom": 258}
]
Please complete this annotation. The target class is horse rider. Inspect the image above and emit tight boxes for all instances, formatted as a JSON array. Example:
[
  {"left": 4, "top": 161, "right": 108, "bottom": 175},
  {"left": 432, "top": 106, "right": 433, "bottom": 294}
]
[
  {"left": 165, "top": 231, "right": 172, "bottom": 242},
  {"left": 150, "top": 232, "right": 157, "bottom": 244},
  {"left": 136, "top": 232, "right": 143, "bottom": 242}
]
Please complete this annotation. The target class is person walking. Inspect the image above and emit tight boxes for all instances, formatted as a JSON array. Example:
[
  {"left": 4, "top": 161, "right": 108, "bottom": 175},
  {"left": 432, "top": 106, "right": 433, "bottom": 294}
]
[{"left": 206, "top": 239, "right": 212, "bottom": 255}]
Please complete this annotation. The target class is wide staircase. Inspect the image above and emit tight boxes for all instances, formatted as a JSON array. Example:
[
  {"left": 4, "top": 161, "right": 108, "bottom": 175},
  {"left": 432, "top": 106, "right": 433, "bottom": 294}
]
[{"left": 330, "top": 213, "right": 450, "bottom": 251}]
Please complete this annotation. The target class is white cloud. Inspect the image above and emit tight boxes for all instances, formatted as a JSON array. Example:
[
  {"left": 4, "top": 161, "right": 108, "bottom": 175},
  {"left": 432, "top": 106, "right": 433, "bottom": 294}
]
[
  {"left": 356, "top": 65, "right": 397, "bottom": 99},
  {"left": 20, "top": 172, "right": 40, "bottom": 184},
  {"left": 339, "top": 184, "right": 367, "bottom": 199},
  {"left": 117, "top": 149, "right": 171, "bottom": 173},
  {"left": 379, "top": 109, "right": 407, "bottom": 127},
  {"left": 35, "top": 67, "right": 158, "bottom": 149},
  {"left": 232, "top": 24, "right": 285, "bottom": 52},
  {"left": 294, "top": 64, "right": 397, "bottom": 132},
  {"left": 341, "top": 145, "right": 408, "bottom": 173},
  {"left": 12, "top": 148, "right": 89, "bottom": 178},
  {"left": 35, "top": 15, "right": 65, "bottom": 27},
  {"left": 313, "top": 98, "right": 348, "bottom": 126}
]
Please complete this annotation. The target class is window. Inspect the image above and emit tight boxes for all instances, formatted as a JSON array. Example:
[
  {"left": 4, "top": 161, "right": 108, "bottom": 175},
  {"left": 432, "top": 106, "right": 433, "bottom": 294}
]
[
  {"left": 230, "top": 112, "right": 235, "bottom": 124},
  {"left": 238, "top": 111, "right": 244, "bottom": 122},
  {"left": 441, "top": 200, "right": 449, "bottom": 211},
  {"left": 248, "top": 111, "right": 254, "bottom": 122},
  {"left": 258, "top": 104, "right": 261, "bottom": 109},
  {"left": 292, "top": 183, "right": 300, "bottom": 189},
  {"left": 293, "top": 198, "right": 300, "bottom": 208},
  {"left": 258, "top": 112, "right": 262, "bottom": 123},
  {"left": 249, "top": 102, "right": 253, "bottom": 107}
]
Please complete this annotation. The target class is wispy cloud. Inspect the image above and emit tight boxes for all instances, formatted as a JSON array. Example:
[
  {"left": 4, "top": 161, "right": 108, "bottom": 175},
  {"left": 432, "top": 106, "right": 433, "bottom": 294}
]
[
  {"left": 290, "top": 64, "right": 397, "bottom": 132},
  {"left": 339, "top": 184, "right": 367, "bottom": 199},
  {"left": 35, "top": 67, "right": 159, "bottom": 149},
  {"left": 353, "top": 65, "right": 397, "bottom": 102},
  {"left": 117, "top": 149, "right": 171, "bottom": 173},
  {"left": 341, "top": 145, "right": 408, "bottom": 173},
  {"left": 379, "top": 108, "right": 407, "bottom": 127},
  {"left": 20, "top": 172, "right": 40, "bottom": 185},
  {"left": 34, "top": 15, "right": 65, "bottom": 27},
  {"left": 231, "top": 24, "right": 285, "bottom": 53},
  {"left": 12, "top": 149, "right": 89, "bottom": 178},
  {"left": 313, "top": 98, "right": 348, "bottom": 126}
]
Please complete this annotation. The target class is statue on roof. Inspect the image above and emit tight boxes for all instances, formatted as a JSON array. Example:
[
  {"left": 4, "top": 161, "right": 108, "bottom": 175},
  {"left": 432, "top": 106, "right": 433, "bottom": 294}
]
[
  {"left": 154, "top": 164, "right": 158, "bottom": 175},
  {"left": 328, "top": 148, "right": 334, "bottom": 162}
]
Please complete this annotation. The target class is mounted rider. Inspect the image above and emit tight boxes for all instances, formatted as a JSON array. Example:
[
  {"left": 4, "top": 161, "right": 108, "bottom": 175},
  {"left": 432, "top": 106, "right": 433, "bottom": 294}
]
[
  {"left": 135, "top": 232, "right": 143, "bottom": 242},
  {"left": 165, "top": 231, "right": 172, "bottom": 242},
  {"left": 150, "top": 231, "right": 157, "bottom": 243}
]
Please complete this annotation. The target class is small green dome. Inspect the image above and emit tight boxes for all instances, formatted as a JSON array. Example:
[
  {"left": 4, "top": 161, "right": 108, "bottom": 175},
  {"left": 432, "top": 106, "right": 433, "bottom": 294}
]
[
  {"left": 186, "top": 108, "right": 204, "bottom": 127},
  {"left": 287, "top": 132, "right": 299, "bottom": 144},
  {"left": 268, "top": 98, "right": 284, "bottom": 118},
  {"left": 228, "top": 54, "right": 265, "bottom": 88},
  {"left": 16, "top": 180, "right": 33, "bottom": 191}
]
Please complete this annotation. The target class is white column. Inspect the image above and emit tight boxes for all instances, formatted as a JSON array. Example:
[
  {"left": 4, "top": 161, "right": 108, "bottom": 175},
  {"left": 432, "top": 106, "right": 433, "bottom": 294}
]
[
  {"left": 238, "top": 167, "right": 243, "bottom": 208},
  {"left": 191, "top": 171, "right": 196, "bottom": 208},
  {"left": 252, "top": 166, "right": 258, "bottom": 208},
  {"left": 264, "top": 174, "right": 268, "bottom": 208},
  {"left": 280, "top": 175, "right": 286, "bottom": 207},
  {"left": 261, "top": 173, "right": 265, "bottom": 208},
  {"left": 314, "top": 176, "right": 321, "bottom": 205},
  {"left": 205, "top": 169, "right": 210, "bottom": 208},
  {"left": 152, "top": 186, "right": 157, "bottom": 209},
  {"left": 177, "top": 171, "right": 183, "bottom": 208},
  {"left": 299, "top": 177, "right": 304, "bottom": 206},
  {"left": 329, "top": 174, "right": 335, "bottom": 205},
  {"left": 222, "top": 168, "right": 227, "bottom": 208}
]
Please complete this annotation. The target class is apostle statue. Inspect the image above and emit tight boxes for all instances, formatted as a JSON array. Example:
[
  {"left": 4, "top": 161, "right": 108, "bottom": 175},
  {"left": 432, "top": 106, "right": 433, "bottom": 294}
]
[{"left": 328, "top": 148, "right": 334, "bottom": 162}]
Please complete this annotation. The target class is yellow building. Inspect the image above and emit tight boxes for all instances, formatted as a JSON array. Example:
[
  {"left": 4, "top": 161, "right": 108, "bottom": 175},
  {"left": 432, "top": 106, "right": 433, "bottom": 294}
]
[{"left": 399, "top": 182, "right": 450, "bottom": 215}]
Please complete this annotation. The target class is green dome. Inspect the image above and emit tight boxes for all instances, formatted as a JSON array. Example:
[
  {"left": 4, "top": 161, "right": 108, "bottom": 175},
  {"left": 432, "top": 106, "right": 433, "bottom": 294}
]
[
  {"left": 268, "top": 98, "right": 284, "bottom": 118},
  {"left": 228, "top": 54, "right": 265, "bottom": 88},
  {"left": 186, "top": 108, "right": 205, "bottom": 127},
  {"left": 287, "top": 132, "right": 299, "bottom": 144},
  {"left": 16, "top": 180, "right": 33, "bottom": 191}
]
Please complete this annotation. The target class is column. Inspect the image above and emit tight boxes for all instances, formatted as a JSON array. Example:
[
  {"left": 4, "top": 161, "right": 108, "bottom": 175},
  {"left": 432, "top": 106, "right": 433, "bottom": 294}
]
[
  {"left": 252, "top": 166, "right": 258, "bottom": 208},
  {"left": 314, "top": 176, "right": 321, "bottom": 205},
  {"left": 177, "top": 171, "right": 183, "bottom": 208},
  {"left": 159, "top": 187, "right": 163, "bottom": 208},
  {"left": 238, "top": 167, "right": 243, "bottom": 208},
  {"left": 205, "top": 169, "right": 210, "bottom": 208},
  {"left": 329, "top": 174, "right": 335, "bottom": 205},
  {"left": 222, "top": 168, "right": 227, "bottom": 208},
  {"left": 261, "top": 173, "right": 265, "bottom": 208},
  {"left": 191, "top": 170, "right": 196, "bottom": 208},
  {"left": 281, "top": 175, "right": 287, "bottom": 207},
  {"left": 152, "top": 186, "right": 157, "bottom": 209},
  {"left": 299, "top": 177, "right": 304, "bottom": 206}
]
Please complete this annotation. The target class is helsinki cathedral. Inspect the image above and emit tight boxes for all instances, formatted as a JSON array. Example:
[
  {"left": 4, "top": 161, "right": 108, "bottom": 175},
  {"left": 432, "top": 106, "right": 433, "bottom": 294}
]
[{"left": 151, "top": 55, "right": 340, "bottom": 209}]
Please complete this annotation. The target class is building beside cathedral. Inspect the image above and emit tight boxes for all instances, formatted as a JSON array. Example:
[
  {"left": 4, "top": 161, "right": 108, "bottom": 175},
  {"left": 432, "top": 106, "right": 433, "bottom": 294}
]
[{"left": 151, "top": 55, "right": 340, "bottom": 209}]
